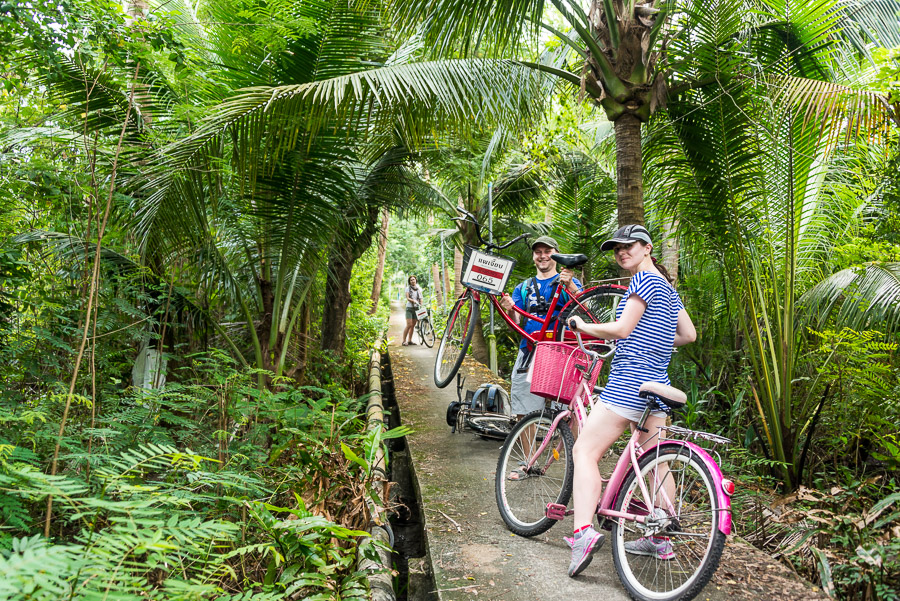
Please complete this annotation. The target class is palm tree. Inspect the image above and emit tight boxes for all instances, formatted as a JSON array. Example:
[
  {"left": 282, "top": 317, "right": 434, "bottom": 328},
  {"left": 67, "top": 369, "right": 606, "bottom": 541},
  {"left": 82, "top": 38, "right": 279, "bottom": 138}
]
[
  {"left": 640, "top": 0, "right": 898, "bottom": 489},
  {"left": 411, "top": 134, "right": 548, "bottom": 363},
  {"left": 390, "top": 0, "right": 676, "bottom": 227},
  {"left": 393, "top": 0, "right": 900, "bottom": 239},
  {"left": 132, "top": 0, "right": 551, "bottom": 380}
]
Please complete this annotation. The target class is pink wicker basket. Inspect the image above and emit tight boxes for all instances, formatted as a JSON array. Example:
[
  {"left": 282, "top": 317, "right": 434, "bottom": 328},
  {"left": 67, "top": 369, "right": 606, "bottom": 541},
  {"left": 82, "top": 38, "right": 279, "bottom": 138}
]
[{"left": 530, "top": 342, "right": 602, "bottom": 402}]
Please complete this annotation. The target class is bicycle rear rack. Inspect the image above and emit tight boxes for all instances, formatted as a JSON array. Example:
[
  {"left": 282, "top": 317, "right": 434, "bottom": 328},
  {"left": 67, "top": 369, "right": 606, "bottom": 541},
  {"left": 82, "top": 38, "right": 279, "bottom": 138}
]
[
  {"left": 660, "top": 425, "right": 731, "bottom": 468},
  {"left": 663, "top": 425, "right": 731, "bottom": 446}
]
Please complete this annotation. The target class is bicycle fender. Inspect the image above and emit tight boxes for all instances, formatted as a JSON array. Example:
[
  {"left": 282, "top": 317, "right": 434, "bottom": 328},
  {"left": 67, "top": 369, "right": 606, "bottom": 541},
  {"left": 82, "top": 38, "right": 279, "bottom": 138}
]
[{"left": 637, "top": 441, "right": 732, "bottom": 536}]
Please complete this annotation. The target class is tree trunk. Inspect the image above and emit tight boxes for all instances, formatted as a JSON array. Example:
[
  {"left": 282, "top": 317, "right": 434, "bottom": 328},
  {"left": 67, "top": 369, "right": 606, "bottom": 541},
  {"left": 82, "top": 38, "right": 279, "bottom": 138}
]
[
  {"left": 431, "top": 263, "right": 443, "bottom": 306},
  {"left": 321, "top": 203, "right": 380, "bottom": 357},
  {"left": 257, "top": 277, "right": 276, "bottom": 372},
  {"left": 321, "top": 240, "right": 357, "bottom": 357},
  {"left": 470, "top": 308, "right": 489, "bottom": 365},
  {"left": 368, "top": 208, "right": 390, "bottom": 315},
  {"left": 453, "top": 245, "right": 464, "bottom": 297},
  {"left": 615, "top": 113, "right": 645, "bottom": 227},
  {"left": 659, "top": 216, "right": 680, "bottom": 284}
]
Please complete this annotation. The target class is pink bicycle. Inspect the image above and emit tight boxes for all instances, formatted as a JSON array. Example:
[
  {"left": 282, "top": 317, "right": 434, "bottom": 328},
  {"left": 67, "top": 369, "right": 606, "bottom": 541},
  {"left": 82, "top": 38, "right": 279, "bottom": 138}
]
[{"left": 494, "top": 331, "right": 734, "bottom": 601}]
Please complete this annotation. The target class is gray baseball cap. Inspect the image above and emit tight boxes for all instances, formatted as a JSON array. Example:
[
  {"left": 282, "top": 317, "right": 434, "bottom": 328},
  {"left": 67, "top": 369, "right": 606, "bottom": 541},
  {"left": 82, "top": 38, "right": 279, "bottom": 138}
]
[
  {"left": 531, "top": 235, "right": 559, "bottom": 251},
  {"left": 600, "top": 224, "right": 652, "bottom": 251}
]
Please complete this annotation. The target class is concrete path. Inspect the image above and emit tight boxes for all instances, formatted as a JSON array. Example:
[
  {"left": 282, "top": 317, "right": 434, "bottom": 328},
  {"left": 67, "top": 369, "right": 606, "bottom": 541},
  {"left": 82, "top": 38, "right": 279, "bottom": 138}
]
[{"left": 387, "top": 303, "right": 826, "bottom": 601}]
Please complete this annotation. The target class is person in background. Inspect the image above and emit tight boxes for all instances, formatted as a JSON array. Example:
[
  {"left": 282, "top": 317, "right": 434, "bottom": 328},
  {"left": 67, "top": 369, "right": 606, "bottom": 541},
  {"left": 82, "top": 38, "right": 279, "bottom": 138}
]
[
  {"left": 563, "top": 224, "right": 696, "bottom": 578},
  {"left": 402, "top": 275, "right": 424, "bottom": 346}
]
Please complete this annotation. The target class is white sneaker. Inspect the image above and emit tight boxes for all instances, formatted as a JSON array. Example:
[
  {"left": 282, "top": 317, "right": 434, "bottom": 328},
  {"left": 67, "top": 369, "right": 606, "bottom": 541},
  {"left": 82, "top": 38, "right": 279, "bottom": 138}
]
[
  {"left": 624, "top": 536, "right": 675, "bottom": 560},
  {"left": 568, "top": 527, "right": 605, "bottom": 577}
]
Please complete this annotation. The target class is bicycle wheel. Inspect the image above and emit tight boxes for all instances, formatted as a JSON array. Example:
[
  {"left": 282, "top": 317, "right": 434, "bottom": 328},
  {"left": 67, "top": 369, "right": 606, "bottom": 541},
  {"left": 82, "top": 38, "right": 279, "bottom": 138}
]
[
  {"left": 466, "top": 414, "right": 514, "bottom": 440},
  {"left": 420, "top": 318, "right": 436, "bottom": 348},
  {"left": 556, "top": 285, "right": 626, "bottom": 341},
  {"left": 433, "top": 293, "right": 477, "bottom": 388},
  {"left": 495, "top": 410, "right": 574, "bottom": 537},
  {"left": 611, "top": 443, "right": 726, "bottom": 601}
]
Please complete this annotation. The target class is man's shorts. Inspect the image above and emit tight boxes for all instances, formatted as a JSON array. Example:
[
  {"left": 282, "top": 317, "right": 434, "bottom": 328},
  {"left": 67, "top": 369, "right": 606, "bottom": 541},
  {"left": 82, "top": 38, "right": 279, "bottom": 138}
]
[
  {"left": 405, "top": 308, "right": 418, "bottom": 320},
  {"left": 510, "top": 348, "right": 546, "bottom": 415}
]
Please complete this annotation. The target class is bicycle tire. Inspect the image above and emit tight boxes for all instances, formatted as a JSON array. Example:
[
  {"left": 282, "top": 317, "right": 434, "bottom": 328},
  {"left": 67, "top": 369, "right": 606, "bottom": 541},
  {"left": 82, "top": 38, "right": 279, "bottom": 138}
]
[
  {"left": 555, "top": 285, "right": 627, "bottom": 341},
  {"left": 420, "top": 318, "right": 436, "bottom": 348},
  {"left": 611, "top": 443, "right": 726, "bottom": 601},
  {"left": 495, "top": 410, "right": 574, "bottom": 537},
  {"left": 433, "top": 293, "right": 477, "bottom": 388},
  {"left": 466, "top": 414, "right": 514, "bottom": 439}
]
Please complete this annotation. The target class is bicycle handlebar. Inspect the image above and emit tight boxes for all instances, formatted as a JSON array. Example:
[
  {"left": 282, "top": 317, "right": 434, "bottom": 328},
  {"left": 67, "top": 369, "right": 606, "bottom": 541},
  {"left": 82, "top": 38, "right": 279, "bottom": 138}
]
[
  {"left": 453, "top": 206, "right": 529, "bottom": 252},
  {"left": 569, "top": 321, "right": 616, "bottom": 362}
]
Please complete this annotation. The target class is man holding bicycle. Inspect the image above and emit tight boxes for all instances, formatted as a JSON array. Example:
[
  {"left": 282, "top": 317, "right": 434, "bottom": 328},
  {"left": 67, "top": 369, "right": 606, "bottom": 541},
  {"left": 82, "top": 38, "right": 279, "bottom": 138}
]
[{"left": 499, "top": 235, "right": 582, "bottom": 418}]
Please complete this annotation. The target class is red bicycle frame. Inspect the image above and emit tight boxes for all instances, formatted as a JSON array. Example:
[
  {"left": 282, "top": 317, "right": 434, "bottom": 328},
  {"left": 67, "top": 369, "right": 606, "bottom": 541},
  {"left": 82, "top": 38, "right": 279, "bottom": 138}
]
[{"left": 469, "top": 283, "right": 624, "bottom": 351}]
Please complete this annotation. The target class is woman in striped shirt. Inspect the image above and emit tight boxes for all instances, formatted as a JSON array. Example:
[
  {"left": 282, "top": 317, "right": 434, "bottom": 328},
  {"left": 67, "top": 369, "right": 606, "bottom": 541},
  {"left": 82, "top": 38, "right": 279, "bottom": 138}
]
[{"left": 563, "top": 225, "right": 697, "bottom": 578}]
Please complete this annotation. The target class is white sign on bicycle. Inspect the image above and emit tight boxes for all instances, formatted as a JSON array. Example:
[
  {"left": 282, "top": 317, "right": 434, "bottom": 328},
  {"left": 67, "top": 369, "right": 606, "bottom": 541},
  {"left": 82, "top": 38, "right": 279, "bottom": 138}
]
[
  {"left": 415, "top": 307, "right": 428, "bottom": 320},
  {"left": 461, "top": 249, "right": 515, "bottom": 295}
]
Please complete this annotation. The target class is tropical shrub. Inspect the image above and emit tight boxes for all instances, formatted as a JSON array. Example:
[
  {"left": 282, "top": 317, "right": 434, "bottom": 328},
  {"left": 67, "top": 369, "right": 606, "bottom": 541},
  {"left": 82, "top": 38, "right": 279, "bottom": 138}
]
[{"left": 0, "top": 350, "right": 392, "bottom": 600}]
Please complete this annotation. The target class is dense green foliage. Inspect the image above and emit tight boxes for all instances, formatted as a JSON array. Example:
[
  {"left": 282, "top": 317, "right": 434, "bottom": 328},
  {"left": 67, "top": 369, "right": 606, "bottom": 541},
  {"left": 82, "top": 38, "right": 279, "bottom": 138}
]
[
  {"left": 2, "top": 0, "right": 900, "bottom": 598},
  {"left": 0, "top": 351, "right": 392, "bottom": 599}
]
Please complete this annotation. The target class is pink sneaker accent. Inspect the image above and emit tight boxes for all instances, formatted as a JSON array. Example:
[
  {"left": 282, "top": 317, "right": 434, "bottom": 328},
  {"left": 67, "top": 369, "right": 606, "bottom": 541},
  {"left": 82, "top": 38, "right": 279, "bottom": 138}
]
[{"left": 568, "top": 527, "right": 605, "bottom": 577}]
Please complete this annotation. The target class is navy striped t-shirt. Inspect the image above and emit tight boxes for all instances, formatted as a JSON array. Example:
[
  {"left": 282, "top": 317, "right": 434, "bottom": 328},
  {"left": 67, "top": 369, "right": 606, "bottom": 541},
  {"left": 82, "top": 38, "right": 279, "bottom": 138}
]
[{"left": 599, "top": 271, "right": 684, "bottom": 413}]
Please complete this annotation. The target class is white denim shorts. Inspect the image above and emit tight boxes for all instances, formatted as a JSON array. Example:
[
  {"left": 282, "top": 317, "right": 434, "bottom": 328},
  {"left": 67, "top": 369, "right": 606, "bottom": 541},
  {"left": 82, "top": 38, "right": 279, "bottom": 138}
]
[{"left": 602, "top": 401, "right": 666, "bottom": 423}]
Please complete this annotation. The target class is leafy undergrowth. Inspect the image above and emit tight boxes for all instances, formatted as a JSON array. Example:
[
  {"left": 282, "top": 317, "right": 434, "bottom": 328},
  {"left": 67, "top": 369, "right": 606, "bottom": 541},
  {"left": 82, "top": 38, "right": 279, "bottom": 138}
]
[
  {"left": 733, "top": 477, "right": 900, "bottom": 600},
  {"left": 0, "top": 350, "right": 401, "bottom": 600}
]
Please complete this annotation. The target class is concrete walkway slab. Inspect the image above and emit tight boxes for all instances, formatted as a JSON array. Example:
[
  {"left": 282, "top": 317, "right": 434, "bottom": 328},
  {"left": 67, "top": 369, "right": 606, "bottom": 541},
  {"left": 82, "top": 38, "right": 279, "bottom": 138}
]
[{"left": 387, "top": 303, "right": 827, "bottom": 601}]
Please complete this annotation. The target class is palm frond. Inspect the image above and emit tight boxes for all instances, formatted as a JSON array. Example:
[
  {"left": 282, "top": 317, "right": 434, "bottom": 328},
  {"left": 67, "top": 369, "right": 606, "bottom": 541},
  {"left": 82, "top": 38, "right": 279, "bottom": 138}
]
[
  {"left": 772, "top": 75, "right": 895, "bottom": 143},
  {"left": 801, "top": 262, "right": 900, "bottom": 332},
  {"left": 837, "top": 0, "right": 900, "bottom": 53},
  {"left": 388, "top": 0, "right": 546, "bottom": 56}
]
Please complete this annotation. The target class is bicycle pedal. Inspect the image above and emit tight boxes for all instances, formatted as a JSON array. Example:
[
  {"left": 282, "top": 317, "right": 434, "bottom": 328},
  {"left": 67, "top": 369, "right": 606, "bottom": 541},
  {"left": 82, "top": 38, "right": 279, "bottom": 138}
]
[{"left": 545, "top": 503, "right": 569, "bottom": 520}]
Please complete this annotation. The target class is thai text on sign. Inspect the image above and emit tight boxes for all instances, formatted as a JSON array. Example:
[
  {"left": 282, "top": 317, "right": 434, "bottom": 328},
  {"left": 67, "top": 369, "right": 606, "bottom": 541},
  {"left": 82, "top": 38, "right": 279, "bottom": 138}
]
[{"left": 461, "top": 249, "right": 515, "bottom": 295}]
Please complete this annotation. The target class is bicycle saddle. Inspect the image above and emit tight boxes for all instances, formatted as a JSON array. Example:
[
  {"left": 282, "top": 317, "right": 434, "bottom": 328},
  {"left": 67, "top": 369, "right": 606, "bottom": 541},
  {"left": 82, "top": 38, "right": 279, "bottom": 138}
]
[
  {"left": 639, "top": 382, "right": 687, "bottom": 409},
  {"left": 551, "top": 253, "right": 588, "bottom": 268}
]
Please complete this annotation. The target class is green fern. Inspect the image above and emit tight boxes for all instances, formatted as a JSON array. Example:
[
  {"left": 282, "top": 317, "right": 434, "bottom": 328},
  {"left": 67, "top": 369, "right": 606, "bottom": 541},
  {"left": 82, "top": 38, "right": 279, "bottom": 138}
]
[
  {"left": 0, "top": 535, "right": 82, "bottom": 600},
  {"left": 0, "top": 493, "right": 30, "bottom": 536}
]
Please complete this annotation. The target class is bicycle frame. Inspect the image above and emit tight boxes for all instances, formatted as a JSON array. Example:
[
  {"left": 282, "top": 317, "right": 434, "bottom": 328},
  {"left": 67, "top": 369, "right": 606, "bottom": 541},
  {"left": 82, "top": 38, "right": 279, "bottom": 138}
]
[
  {"left": 463, "top": 284, "right": 615, "bottom": 350},
  {"left": 527, "top": 343, "right": 732, "bottom": 536},
  {"left": 447, "top": 204, "right": 620, "bottom": 349}
]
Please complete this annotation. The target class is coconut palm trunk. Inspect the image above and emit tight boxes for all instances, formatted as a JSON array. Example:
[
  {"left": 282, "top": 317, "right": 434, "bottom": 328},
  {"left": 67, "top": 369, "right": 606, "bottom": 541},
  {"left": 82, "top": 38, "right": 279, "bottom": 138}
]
[{"left": 614, "top": 113, "right": 645, "bottom": 226}]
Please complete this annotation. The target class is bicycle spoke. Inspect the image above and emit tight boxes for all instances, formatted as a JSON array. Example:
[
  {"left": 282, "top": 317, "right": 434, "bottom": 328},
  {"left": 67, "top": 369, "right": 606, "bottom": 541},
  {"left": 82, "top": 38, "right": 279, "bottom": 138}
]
[{"left": 496, "top": 413, "right": 574, "bottom": 537}]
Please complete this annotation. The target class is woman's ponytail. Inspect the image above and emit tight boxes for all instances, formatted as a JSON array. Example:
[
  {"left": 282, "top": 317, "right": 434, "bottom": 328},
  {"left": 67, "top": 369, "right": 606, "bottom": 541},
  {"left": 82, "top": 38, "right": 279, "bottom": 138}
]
[{"left": 651, "top": 256, "right": 674, "bottom": 285}]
